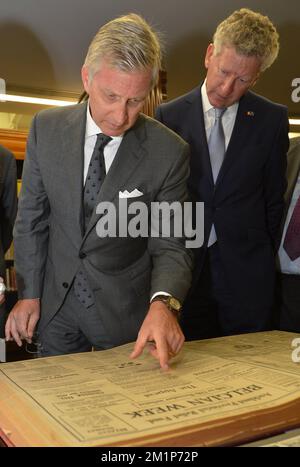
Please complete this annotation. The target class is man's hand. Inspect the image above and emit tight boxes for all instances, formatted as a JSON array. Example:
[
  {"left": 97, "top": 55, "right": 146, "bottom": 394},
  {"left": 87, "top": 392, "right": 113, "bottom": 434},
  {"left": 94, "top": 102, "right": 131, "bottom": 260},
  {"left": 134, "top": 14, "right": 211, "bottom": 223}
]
[
  {"left": 130, "top": 301, "right": 185, "bottom": 370},
  {"left": 5, "top": 299, "right": 40, "bottom": 347}
]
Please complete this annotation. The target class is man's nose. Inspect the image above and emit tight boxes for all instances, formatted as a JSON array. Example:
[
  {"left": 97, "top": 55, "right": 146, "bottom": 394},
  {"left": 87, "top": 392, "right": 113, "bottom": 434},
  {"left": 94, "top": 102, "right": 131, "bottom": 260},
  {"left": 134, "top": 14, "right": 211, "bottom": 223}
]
[
  {"left": 220, "top": 77, "right": 235, "bottom": 96},
  {"left": 113, "top": 104, "right": 128, "bottom": 126}
]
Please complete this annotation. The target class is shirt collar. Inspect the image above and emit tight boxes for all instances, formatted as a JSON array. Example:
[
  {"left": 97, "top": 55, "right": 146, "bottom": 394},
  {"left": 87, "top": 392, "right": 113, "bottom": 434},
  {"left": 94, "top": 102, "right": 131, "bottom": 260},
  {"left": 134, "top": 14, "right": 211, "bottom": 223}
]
[
  {"left": 201, "top": 79, "right": 213, "bottom": 114},
  {"left": 86, "top": 101, "right": 102, "bottom": 138},
  {"left": 85, "top": 101, "right": 123, "bottom": 143}
]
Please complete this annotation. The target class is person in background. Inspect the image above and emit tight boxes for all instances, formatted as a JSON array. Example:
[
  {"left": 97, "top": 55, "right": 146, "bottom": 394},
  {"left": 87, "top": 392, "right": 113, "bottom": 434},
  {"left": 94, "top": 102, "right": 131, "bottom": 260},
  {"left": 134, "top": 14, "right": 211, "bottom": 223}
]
[
  {"left": 156, "top": 8, "right": 289, "bottom": 339},
  {"left": 0, "top": 278, "right": 6, "bottom": 305},
  {"left": 276, "top": 137, "right": 300, "bottom": 332},
  {"left": 5, "top": 13, "right": 193, "bottom": 369},
  {"left": 0, "top": 145, "right": 17, "bottom": 333}
]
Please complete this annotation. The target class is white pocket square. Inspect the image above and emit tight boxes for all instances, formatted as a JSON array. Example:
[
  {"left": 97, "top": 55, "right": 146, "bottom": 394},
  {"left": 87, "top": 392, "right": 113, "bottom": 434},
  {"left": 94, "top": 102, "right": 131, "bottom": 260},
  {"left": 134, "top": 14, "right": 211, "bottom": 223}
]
[{"left": 119, "top": 189, "right": 144, "bottom": 198}]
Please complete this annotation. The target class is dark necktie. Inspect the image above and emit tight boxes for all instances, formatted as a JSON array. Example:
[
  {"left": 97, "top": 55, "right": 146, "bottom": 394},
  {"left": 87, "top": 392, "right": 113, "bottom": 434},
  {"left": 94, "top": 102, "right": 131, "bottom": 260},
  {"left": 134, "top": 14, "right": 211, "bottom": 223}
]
[
  {"left": 83, "top": 133, "right": 112, "bottom": 230},
  {"left": 283, "top": 195, "right": 300, "bottom": 261},
  {"left": 207, "top": 107, "right": 226, "bottom": 246},
  {"left": 74, "top": 133, "right": 111, "bottom": 308}
]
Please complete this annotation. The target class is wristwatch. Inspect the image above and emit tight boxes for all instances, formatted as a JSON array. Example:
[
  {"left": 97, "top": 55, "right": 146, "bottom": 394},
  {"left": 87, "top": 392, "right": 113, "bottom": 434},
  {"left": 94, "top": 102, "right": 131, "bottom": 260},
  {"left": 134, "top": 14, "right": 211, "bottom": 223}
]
[{"left": 151, "top": 295, "right": 182, "bottom": 319}]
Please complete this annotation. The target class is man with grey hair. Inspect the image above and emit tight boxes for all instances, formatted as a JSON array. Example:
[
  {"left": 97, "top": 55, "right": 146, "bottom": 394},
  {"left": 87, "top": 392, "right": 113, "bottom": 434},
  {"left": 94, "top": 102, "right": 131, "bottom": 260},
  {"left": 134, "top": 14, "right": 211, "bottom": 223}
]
[
  {"left": 156, "top": 8, "right": 289, "bottom": 339},
  {"left": 5, "top": 13, "right": 193, "bottom": 369}
]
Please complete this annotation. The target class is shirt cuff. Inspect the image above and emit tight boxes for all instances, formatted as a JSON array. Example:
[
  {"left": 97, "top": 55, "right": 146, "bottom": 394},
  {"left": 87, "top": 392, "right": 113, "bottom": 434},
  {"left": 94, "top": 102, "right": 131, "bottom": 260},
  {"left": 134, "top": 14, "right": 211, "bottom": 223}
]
[{"left": 150, "top": 291, "right": 171, "bottom": 302}]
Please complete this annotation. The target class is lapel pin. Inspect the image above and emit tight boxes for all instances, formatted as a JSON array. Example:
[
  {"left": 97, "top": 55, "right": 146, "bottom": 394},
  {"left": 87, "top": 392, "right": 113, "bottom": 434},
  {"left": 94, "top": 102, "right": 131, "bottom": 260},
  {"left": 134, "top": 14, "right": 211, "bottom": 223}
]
[{"left": 246, "top": 111, "right": 255, "bottom": 117}]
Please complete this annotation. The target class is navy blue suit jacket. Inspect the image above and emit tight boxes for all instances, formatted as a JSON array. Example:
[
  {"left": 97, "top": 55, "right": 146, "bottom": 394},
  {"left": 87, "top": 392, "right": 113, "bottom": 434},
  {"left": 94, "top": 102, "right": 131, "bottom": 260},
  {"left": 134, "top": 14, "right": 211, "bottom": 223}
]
[{"left": 156, "top": 86, "right": 289, "bottom": 323}]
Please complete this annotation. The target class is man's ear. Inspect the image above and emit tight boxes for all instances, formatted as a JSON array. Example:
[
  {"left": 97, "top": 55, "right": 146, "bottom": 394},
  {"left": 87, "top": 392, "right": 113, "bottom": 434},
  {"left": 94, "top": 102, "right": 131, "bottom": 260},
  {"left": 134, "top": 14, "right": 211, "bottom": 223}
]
[
  {"left": 205, "top": 43, "right": 214, "bottom": 69},
  {"left": 81, "top": 66, "right": 90, "bottom": 94},
  {"left": 251, "top": 73, "right": 260, "bottom": 88}
]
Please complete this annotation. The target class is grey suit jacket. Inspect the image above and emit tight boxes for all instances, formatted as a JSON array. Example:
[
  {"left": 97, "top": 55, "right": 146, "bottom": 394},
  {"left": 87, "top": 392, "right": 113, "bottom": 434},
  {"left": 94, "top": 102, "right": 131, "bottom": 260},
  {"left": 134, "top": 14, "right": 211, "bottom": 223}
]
[
  {"left": 0, "top": 145, "right": 17, "bottom": 335},
  {"left": 0, "top": 145, "right": 17, "bottom": 278},
  {"left": 284, "top": 137, "right": 300, "bottom": 210},
  {"left": 14, "top": 103, "right": 193, "bottom": 345},
  {"left": 279, "top": 136, "right": 300, "bottom": 238}
]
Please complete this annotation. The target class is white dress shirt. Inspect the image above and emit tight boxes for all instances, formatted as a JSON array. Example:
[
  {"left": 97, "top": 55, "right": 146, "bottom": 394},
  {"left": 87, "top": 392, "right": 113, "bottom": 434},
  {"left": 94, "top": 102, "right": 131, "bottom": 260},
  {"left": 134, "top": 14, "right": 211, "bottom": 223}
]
[
  {"left": 201, "top": 81, "right": 238, "bottom": 246},
  {"left": 84, "top": 103, "right": 123, "bottom": 184},
  {"left": 201, "top": 80, "right": 238, "bottom": 150}
]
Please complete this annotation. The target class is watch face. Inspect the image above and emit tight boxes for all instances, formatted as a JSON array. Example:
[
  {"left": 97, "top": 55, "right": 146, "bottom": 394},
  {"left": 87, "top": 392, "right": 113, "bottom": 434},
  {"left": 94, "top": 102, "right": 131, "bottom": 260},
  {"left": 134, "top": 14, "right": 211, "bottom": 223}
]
[{"left": 169, "top": 297, "right": 181, "bottom": 311}]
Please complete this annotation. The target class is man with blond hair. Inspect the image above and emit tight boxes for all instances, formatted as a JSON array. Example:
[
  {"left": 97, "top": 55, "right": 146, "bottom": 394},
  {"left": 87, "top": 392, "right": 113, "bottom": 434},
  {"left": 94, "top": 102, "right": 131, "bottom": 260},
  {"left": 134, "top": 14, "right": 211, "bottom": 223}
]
[
  {"left": 156, "top": 8, "right": 289, "bottom": 339},
  {"left": 6, "top": 14, "right": 193, "bottom": 368}
]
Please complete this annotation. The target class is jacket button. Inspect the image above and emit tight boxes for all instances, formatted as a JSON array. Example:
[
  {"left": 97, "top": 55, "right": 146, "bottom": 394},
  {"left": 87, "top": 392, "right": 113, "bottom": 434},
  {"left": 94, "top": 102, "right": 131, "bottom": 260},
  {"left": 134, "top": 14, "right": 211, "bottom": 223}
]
[
  {"left": 79, "top": 252, "right": 86, "bottom": 259},
  {"left": 62, "top": 282, "right": 69, "bottom": 288}
]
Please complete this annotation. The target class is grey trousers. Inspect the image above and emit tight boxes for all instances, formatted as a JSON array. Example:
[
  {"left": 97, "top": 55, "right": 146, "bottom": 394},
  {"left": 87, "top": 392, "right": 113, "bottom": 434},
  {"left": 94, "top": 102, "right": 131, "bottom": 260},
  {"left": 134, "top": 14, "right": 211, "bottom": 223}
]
[{"left": 37, "top": 286, "right": 114, "bottom": 357}]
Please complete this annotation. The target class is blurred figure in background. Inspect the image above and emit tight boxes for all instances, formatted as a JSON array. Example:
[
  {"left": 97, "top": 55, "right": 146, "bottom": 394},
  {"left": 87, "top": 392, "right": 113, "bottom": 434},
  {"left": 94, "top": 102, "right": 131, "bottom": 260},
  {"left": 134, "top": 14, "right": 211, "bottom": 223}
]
[
  {"left": 276, "top": 137, "right": 300, "bottom": 332},
  {"left": 0, "top": 145, "right": 17, "bottom": 334}
]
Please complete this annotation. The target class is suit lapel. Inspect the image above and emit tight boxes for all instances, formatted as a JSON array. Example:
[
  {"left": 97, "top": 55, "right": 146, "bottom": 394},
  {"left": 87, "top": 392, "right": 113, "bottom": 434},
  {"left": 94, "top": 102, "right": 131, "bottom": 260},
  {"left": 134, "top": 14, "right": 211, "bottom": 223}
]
[
  {"left": 186, "top": 87, "right": 214, "bottom": 191},
  {"left": 215, "top": 92, "right": 256, "bottom": 188},
  {"left": 278, "top": 139, "right": 300, "bottom": 237},
  {"left": 84, "top": 115, "right": 147, "bottom": 239},
  {"left": 285, "top": 141, "right": 300, "bottom": 204},
  {"left": 60, "top": 103, "right": 87, "bottom": 238}
]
